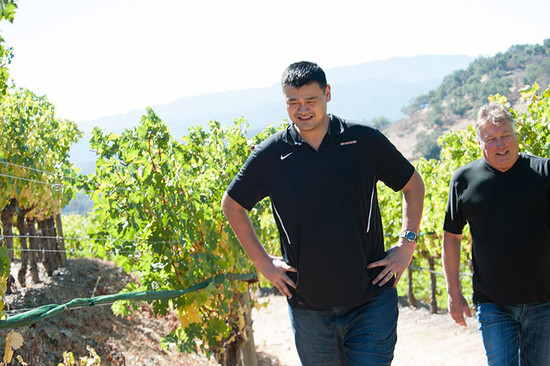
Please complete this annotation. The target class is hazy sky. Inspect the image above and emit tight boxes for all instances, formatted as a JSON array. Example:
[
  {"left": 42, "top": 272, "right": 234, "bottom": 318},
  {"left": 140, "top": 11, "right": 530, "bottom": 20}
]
[{"left": 2, "top": 0, "right": 549, "bottom": 122}]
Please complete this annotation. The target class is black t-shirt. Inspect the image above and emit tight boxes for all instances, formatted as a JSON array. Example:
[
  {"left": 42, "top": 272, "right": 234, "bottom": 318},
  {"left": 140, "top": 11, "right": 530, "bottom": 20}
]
[
  {"left": 227, "top": 115, "right": 414, "bottom": 309},
  {"left": 444, "top": 153, "right": 550, "bottom": 305}
]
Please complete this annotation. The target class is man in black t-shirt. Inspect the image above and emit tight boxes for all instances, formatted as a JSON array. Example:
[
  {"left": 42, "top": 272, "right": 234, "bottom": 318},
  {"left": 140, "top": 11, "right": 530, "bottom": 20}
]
[
  {"left": 222, "top": 61, "right": 425, "bottom": 365},
  {"left": 443, "top": 103, "right": 550, "bottom": 365}
]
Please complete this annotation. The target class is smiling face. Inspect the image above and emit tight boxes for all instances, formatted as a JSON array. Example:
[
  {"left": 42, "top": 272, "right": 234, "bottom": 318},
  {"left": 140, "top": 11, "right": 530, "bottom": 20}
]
[
  {"left": 283, "top": 82, "right": 331, "bottom": 137},
  {"left": 477, "top": 121, "right": 519, "bottom": 172}
]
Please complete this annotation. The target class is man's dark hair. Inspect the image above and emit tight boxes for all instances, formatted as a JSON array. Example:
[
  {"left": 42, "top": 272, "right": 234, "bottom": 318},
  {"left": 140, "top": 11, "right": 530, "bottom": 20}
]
[{"left": 281, "top": 61, "right": 327, "bottom": 90}]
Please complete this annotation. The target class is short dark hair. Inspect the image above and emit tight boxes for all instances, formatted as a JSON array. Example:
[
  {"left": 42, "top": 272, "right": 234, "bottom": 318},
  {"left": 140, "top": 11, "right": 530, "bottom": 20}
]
[{"left": 281, "top": 61, "right": 327, "bottom": 90}]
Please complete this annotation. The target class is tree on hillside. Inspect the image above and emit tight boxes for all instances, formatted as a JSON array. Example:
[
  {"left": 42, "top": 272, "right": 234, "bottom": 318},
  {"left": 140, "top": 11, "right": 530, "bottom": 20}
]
[
  {"left": 414, "top": 130, "right": 443, "bottom": 160},
  {"left": 370, "top": 115, "right": 391, "bottom": 130}
]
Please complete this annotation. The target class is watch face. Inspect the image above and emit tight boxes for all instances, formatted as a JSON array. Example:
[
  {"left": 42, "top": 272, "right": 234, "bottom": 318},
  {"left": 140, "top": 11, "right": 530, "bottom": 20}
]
[{"left": 402, "top": 231, "right": 417, "bottom": 241}]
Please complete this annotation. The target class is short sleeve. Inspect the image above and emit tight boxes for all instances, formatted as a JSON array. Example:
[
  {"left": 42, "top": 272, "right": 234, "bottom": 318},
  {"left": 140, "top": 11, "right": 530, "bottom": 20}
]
[
  {"left": 443, "top": 174, "right": 466, "bottom": 234},
  {"left": 226, "top": 144, "right": 269, "bottom": 211}
]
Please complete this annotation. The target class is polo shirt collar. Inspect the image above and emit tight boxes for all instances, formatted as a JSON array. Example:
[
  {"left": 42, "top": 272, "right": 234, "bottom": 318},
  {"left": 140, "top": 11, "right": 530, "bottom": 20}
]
[{"left": 283, "top": 114, "right": 346, "bottom": 146}]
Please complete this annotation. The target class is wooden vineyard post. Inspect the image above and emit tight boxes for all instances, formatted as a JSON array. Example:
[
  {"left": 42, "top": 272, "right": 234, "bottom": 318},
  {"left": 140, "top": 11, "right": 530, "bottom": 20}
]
[
  {"left": 54, "top": 214, "right": 67, "bottom": 267},
  {"left": 238, "top": 290, "right": 258, "bottom": 366}
]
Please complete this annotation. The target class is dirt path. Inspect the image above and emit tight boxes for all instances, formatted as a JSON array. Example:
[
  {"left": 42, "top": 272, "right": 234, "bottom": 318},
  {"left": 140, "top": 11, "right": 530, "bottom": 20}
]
[{"left": 252, "top": 295, "right": 486, "bottom": 366}]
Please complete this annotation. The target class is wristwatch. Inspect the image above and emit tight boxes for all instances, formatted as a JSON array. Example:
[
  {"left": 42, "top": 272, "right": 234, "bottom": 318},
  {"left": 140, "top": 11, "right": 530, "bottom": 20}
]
[{"left": 400, "top": 230, "right": 418, "bottom": 242}]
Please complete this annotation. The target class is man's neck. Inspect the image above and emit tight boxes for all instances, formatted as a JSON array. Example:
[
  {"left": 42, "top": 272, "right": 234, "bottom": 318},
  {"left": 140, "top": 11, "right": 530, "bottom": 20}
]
[{"left": 294, "top": 115, "right": 330, "bottom": 151}]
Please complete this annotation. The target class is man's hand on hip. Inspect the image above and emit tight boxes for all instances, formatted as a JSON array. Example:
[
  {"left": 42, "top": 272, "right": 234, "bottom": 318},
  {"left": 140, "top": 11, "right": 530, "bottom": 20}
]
[
  {"left": 366, "top": 240, "right": 416, "bottom": 287},
  {"left": 256, "top": 255, "right": 297, "bottom": 299}
]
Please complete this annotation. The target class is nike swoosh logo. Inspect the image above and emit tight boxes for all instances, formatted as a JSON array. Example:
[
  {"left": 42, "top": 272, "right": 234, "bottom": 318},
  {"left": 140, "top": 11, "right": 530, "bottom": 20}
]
[{"left": 280, "top": 152, "right": 294, "bottom": 160}]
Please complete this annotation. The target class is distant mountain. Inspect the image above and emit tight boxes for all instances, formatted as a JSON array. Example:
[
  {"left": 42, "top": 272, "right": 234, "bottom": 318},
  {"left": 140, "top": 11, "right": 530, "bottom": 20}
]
[{"left": 70, "top": 55, "right": 475, "bottom": 173}]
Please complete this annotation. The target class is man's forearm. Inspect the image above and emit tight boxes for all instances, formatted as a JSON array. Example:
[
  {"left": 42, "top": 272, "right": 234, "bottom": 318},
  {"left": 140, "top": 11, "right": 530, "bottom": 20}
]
[
  {"left": 401, "top": 170, "right": 425, "bottom": 234},
  {"left": 221, "top": 192, "right": 271, "bottom": 266},
  {"left": 442, "top": 231, "right": 464, "bottom": 296}
]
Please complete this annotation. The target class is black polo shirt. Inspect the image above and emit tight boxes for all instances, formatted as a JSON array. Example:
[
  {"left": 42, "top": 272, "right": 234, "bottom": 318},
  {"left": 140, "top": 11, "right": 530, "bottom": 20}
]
[
  {"left": 444, "top": 154, "right": 550, "bottom": 305},
  {"left": 227, "top": 115, "right": 415, "bottom": 309}
]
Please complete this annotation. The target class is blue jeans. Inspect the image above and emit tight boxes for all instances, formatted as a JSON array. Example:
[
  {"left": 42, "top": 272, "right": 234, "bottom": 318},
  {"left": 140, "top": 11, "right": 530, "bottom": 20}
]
[
  {"left": 288, "top": 287, "right": 398, "bottom": 366},
  {"left": 477, "top": 301, "right": 550, "bottom": 366}
]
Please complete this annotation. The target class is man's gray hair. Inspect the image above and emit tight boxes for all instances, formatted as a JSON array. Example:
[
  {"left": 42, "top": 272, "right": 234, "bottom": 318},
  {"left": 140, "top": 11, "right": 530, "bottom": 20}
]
[{"left": 475, "top": 103, "right": 514, "bottom": 137}]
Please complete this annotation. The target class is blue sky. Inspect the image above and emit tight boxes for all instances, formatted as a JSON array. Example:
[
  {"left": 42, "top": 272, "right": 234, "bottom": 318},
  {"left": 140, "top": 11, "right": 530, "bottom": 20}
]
[{"left": 2, "top": 0, "right": 549, "bottom": 122}]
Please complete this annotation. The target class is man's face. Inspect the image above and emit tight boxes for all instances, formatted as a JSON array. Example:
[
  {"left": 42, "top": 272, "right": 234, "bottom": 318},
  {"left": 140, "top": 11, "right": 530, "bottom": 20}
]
[
  {"left": 283, "top": 82, "right": 331, "bottom": 135},
  {"left": 478, "top": 122, "right": 519, "bottom": 172}
]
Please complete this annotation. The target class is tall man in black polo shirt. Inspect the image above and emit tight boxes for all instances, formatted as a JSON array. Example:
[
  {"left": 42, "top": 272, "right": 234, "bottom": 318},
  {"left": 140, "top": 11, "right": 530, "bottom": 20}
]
[
  {"left": 443, "top": 103, "right": 550, "bottom": 365},
  {"left": 222, "top": 61, "right": 424, "bottom": 365}
]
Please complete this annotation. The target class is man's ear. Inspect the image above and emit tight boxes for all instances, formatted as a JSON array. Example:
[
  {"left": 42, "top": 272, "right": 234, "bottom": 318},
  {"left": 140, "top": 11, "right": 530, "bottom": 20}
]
[{"left": 325, "top": 84, "right": 332, "bottom": 102}]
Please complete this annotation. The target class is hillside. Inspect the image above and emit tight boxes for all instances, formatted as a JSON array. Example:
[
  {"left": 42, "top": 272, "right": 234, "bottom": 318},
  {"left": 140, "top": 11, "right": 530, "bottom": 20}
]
[{"left": 386, "top": 39, "right": 550, "bottom": 160}]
